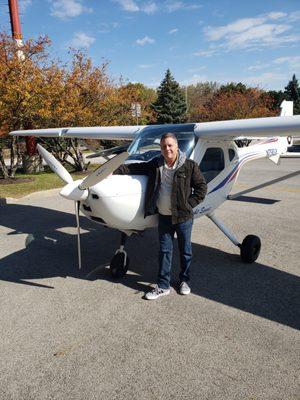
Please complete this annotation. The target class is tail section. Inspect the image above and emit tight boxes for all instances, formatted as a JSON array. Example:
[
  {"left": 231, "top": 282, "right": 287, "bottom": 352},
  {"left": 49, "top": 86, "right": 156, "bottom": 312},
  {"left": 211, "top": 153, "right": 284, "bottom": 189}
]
[
  {"left": 246, "top": 100, "right": 294, "bottom": 163},
  {"left": 280, "top": 100, "right": 293, "bottom": 116}
]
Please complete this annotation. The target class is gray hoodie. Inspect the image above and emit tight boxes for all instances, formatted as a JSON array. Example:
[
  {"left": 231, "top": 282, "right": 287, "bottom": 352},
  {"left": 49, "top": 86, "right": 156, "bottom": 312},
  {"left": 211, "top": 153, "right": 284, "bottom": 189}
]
[{"left": 157, "top": 150, "right": 186, "bottom": 215}]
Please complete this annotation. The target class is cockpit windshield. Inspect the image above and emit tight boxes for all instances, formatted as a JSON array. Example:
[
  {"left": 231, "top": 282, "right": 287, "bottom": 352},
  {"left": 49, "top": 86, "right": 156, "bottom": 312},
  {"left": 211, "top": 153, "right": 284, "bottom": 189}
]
[{"left": 127, "top": 123, "right": 196, "bottom": 162}]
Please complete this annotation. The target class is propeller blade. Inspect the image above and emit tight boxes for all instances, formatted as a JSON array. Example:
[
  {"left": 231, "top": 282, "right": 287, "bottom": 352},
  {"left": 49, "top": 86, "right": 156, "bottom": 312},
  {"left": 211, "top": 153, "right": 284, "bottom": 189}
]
[
  {"left": 59, "top": 180, "right": 88, "bottom": 201},
  {"left": 79, "top": 151, "right": 129, "bottom": 190},
  {"left": 37, "top": 144, "right": 73, "bottom": 184},
  {"left": 75, "top": 201, "right": 82, "bottom": 270}
]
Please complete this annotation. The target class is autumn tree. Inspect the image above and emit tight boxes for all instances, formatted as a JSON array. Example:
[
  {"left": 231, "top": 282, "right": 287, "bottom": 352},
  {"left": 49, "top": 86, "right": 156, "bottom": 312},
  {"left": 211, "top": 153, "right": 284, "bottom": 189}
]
[
  {"left": 184, "top": 81, "right": 218, "bottom": 122},
  {"left": 100, "top": 82, "right": 156, "bottom": 127},
  {"left": 267, "top": 90, "right": 285, "bottom": 113},
  {"left": 57, "top": 51, "right": 112, "bottom": 127},
  {"left": 198, "top": 85, "right": 276, "bottom": 122},
  {"left": 0, "top": 32, "right": 51, "bottom": 178},
  {"left": 152, "top": 69, "right": 187, "bottom": 123},
  {"left": 38, "top": 50, "right": 114, "bottom": 170}
]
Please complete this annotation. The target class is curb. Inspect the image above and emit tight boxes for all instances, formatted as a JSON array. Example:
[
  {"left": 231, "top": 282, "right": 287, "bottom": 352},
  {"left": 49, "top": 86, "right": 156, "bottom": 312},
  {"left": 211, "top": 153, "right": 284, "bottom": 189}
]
[{"left": 2, "top": 188, "right": 61, "bottom": 204}]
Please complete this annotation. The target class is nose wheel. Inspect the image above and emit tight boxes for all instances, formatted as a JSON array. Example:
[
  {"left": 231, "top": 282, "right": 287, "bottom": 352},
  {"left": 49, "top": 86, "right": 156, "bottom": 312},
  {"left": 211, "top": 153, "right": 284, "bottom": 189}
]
[
  {"left": 110, "top": 251, "right": 129, "bottom": 279},
  {"left": 110, "top": 233, "right": 129, "bottom": 279}
]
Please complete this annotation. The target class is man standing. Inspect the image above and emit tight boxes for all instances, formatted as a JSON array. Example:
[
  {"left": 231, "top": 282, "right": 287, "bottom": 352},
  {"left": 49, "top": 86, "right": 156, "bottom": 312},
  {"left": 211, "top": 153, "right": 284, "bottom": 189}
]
[{"left": 114, "top": 133, "right": 207, "bottom": 300}]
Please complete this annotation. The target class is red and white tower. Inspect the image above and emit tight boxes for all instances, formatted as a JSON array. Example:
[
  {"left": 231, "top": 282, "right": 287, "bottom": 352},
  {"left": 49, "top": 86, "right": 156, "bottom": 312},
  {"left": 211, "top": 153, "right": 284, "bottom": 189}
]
[{"left": 8, "top": 0, "right": 37, "bottom": 156}]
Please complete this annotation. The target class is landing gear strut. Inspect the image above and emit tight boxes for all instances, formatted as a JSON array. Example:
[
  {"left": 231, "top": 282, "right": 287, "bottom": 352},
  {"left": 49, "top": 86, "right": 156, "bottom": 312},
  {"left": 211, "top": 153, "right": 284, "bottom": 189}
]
[
  {"left": 110, "top": 232, "right": 130, "bottom": 278},
  {"left": 207, "top": 213, "right": 261, "bottom": 263}
]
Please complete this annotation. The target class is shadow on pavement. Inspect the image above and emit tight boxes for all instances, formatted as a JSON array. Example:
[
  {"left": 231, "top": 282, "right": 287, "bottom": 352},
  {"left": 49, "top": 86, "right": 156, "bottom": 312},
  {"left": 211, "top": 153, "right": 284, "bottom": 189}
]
[
  {"left": 230, "top": 195, "right": 280, "bottom": 205},
  {"left": 0, "top": 203, "right": 299, "bottom": 330}
]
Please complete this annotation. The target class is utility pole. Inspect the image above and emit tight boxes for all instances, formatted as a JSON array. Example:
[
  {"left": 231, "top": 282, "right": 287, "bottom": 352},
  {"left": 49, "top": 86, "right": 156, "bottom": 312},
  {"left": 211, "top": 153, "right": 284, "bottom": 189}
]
[{"left": 8, "top": 0, "right": 37, "bottom": 158}]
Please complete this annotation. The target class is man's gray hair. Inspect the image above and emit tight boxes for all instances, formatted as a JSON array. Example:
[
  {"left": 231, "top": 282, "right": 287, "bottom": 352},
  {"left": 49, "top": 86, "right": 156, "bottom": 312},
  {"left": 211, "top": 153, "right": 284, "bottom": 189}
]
[{"left": 160, "top": 132, "right": 178, "bottom": 142}]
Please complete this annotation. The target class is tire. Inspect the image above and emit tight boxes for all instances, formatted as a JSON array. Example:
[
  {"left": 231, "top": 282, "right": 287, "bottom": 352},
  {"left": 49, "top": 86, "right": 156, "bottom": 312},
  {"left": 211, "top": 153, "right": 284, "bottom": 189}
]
[
  {"left": 110, "top": 252, "right": 129, "bottom": 279},
  {"left": 240, "top": 235, "right": 261, "bottom": 263}
]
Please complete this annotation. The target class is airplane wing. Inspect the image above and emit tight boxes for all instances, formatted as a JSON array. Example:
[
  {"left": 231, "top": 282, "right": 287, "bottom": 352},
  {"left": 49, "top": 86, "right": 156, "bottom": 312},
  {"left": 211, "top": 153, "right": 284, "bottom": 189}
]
[
  {"left": 194, "top": 115, "right": 300, "bottom": 140},
  {"left": 9, "top": 116, "right": 300, "bottom": 142},
  {"left": 9, "top": 125, "right": 146, "bottom": 140}
]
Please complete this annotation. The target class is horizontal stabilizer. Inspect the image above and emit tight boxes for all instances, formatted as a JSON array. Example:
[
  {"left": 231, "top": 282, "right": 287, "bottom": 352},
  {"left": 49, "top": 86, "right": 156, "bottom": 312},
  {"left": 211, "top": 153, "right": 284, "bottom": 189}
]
[{"left": 269, "top": 154, "right": 281, "bottom": 164}]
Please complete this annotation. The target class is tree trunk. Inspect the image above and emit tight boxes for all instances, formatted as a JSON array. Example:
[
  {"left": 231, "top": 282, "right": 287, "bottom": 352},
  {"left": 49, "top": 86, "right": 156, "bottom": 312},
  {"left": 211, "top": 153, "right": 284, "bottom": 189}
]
[
  {"left": 0, "top": 148, "right": 9, "bottom": 179},
  {"left": 9, "top": 136, "right": 20, "bottom": 177},
  {"left": 22, "top": 154, "right": 43, "bottom": 174},
  {"left": 0, "top": 137, "right": 21, "bottom": 179},
  {"left": 70, "top": 139, "right": 87, "bottom": 171},
  {"left": 39, "top": 138, "right": 88, "bottom": 172}
]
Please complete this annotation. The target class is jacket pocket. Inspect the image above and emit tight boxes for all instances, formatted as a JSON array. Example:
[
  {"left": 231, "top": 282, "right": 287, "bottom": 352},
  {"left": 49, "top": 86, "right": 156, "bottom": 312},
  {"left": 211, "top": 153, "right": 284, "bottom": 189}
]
[{"left": 186, "top": 201, "right": 193, "bottom": 211}]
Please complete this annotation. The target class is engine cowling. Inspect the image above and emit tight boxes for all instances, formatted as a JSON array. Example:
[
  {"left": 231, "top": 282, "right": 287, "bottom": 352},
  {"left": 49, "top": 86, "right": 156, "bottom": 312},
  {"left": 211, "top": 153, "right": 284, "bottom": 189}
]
[{"left": 81, "top": 175, "right": 158, "bottom": 230}]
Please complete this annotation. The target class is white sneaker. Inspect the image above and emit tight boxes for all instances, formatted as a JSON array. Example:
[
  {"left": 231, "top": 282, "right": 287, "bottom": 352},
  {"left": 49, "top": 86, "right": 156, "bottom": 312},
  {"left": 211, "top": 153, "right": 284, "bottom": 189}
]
[
  {"left": 145, "top": 286, "right": 170, "bottom": 300},
  {"left": 179, "top": 281, "right": 191, "bottom": 295}
]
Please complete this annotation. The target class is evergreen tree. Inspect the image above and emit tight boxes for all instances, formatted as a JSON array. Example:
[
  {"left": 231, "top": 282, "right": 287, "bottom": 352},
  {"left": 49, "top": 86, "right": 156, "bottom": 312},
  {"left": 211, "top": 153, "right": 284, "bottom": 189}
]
[
  {"left": 219, "top": 82, "right": 247, "bottom": 94},
  {"left": 152, "top": 69, "right": 187, "bottom": 123},
  {"left": 284, "top": 74, "right": 300, "bottom": 114}
]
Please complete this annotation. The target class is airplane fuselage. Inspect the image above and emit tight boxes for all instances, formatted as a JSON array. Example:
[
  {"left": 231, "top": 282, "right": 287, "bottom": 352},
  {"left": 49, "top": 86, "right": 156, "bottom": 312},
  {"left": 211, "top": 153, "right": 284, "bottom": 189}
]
[{"left": 79, "top": 136, "right": 289, "bottom": 233}]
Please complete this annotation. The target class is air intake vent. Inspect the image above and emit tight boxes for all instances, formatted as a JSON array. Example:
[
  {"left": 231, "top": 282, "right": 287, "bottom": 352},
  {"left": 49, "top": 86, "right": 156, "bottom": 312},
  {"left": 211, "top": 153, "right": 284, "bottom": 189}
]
[{"left": 91, "top": 216, "right": 106, "bottom": 224}]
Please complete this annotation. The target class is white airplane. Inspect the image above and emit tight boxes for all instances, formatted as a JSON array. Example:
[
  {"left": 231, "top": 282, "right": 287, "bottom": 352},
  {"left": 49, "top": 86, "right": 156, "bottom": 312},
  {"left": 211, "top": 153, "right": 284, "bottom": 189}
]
[{"left": 10, "top": 100, "right": 300, "bottom": 278}]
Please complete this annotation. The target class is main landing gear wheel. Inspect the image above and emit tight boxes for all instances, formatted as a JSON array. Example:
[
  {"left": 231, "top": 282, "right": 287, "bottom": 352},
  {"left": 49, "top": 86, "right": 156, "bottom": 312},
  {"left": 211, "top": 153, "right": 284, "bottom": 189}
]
[
  {"left": 240, "top": 235, "right": 261, "bottom": 263},
  {"left": 110, "top": 252, "right": 129, "bottom": 279}
]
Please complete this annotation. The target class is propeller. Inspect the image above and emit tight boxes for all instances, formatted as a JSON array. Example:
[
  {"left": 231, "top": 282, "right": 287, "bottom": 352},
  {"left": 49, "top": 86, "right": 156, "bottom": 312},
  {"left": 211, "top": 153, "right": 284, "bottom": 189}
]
[
  {"left": 37, "top": 144, "right": 73, "bottom": 184},
  {"left": 79, "top": 151, "right": 129, "bottom": 190},
  {"left": 37, "top": 144, "right": 130, "bottom": 270},
  {"left": 37, "top": 144, "right": 83, "bottom": 269}
]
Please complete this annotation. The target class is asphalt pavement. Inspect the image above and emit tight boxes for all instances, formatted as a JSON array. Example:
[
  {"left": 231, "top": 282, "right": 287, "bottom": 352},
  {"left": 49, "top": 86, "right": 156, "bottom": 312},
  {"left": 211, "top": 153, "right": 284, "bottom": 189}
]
[{"left": 0, "top": 158, "right": 299, "bottom": 400}]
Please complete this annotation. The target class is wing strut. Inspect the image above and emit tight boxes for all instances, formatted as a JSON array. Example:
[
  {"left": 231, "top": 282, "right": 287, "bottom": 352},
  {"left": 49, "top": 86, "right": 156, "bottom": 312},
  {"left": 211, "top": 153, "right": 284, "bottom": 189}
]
[{"left": 228, "top": 170, "right": 300, "bottom": 200}]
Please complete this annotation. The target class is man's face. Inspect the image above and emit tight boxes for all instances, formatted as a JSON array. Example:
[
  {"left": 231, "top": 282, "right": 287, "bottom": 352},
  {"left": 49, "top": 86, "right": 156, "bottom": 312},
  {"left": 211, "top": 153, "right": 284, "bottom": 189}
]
[{"left": 160, "top": 137, "right": 178, "bottom": 164}]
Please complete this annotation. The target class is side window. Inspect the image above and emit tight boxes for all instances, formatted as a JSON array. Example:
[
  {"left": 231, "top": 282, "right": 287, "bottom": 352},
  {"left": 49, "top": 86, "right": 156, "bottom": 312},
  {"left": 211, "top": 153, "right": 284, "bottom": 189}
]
[
  {"left": 200, "top": 147, "right": 225, "bottom": 183},
  {"left": 228, "top": 148, "right": 236, "bottom": 161}
]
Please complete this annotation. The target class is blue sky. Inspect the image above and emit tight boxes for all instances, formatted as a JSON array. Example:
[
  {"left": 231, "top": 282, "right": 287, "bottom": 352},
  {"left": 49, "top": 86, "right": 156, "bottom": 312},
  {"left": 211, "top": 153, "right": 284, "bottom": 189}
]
[{"left": 1, "top": 0, "right": 300, "bottom": 90}]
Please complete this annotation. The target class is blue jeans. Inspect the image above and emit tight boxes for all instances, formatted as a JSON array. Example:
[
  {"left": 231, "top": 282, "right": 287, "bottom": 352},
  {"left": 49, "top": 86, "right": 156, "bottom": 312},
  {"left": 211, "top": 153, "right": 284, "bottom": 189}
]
[{"left": 157, "top": 214, "right": 193, "bottom": 289}]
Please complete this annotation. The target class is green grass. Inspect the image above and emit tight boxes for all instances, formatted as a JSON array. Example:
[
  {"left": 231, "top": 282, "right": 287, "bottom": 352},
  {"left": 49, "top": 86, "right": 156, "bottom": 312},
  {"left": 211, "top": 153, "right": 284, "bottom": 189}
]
[{"left": 0, "top": 164, "right": 101, "bottom": 199}]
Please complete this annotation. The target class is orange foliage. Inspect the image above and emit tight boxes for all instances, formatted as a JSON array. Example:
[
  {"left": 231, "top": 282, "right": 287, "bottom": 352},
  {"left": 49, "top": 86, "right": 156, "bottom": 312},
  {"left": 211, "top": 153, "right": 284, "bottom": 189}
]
[
  {"left": 0, "top": 32, "right": 52, "bottom": 133},
  {"left": 100, "top": 82, "right": 157, "bottom": 126},
  {"left": 197, "top": 88, "right": 277, "bottom": 122}
]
